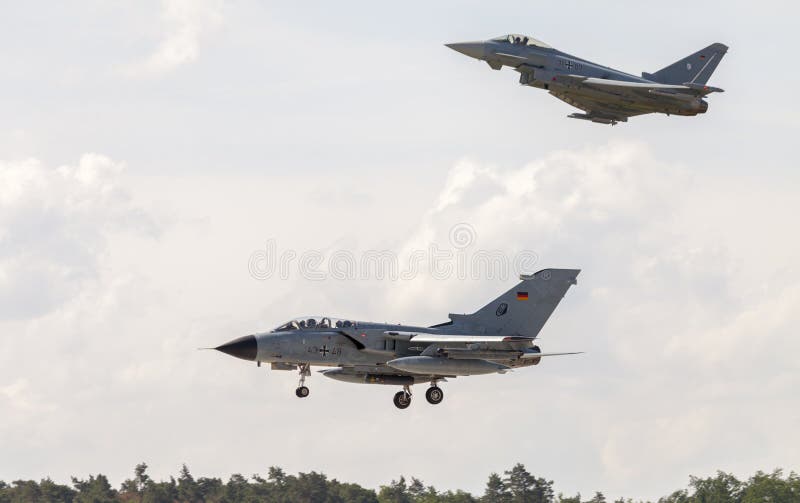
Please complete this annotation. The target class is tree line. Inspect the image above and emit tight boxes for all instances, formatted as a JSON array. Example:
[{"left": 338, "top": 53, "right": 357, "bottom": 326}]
[{"left": 0, "top": 462, "right": 797, "bottom": 502}]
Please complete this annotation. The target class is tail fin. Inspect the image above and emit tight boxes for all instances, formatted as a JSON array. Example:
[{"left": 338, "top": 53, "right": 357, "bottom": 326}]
[
  {"left": 643, "top": 43, "right": 728, "bottom": 85},
  {"left": 449, "top": 269, "right": 580, "bottom": 338}
]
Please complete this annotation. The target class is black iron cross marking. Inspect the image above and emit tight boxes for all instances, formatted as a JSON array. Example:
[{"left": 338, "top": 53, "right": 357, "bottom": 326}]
[
  {"left": 564, "top": 60, "right": 574, "bottom": 70},
  {"left": 319, "top": 345, "right": 330, "bottom": 356}
]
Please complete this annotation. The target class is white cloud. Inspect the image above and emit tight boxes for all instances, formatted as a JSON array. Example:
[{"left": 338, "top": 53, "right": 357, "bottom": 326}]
[
  {"left": 123, "top": 0, "right": 224, "bottom": 76},
  {"left": 374, "top": 142, "right": 800, "bottom": 496},
  {"left": 0, "top": 142, "right": 797, "bottom": 500},
  {"left": 0, "top": 153, "right": 156, "bottom": 320}
]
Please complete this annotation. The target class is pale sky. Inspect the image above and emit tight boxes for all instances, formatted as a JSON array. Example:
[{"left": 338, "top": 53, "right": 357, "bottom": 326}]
[{"left": 1, "top": 1, "right": 798, "bottom": 500}]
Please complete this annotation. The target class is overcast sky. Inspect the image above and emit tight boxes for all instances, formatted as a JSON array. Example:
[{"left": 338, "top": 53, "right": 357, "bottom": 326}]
[{"left": 1, "top": 1, "right": 798, "bottom": 500}]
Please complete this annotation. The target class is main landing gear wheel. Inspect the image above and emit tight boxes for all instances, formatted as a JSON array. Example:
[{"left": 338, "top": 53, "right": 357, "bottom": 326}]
[
  {"left": 425, "top": 386, "right": 444, "bottom": 405},
  {"left": 393, "top": 391, "right": 411, "bottom": 409},
  {"left": 295, "top": 363, "right": 311, "bottom": 398}
]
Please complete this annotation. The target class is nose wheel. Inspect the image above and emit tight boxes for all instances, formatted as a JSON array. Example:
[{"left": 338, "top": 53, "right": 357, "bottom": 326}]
[
  {"left": 295, "top": 363, "right": 311, "bottom": 398},
  {"left": 393, "top": 385, "right": 412, "bottom": 409}
]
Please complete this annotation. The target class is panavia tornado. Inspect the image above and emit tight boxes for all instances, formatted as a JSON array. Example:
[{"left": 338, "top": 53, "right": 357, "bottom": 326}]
[
  {"left": 446, "top": 34, "right": 728, "bottom": 125},
  {"left": 213, "top": 269, "right": 581, "bottom": 409}
]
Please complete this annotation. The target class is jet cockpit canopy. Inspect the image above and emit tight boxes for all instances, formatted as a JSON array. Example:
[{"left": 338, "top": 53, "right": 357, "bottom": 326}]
[
  {"left": 491, "top": 34, "right": 552, "bottom": 49},
  {"left": 272, "top": 316, "right": 357, "bottom": 332}
]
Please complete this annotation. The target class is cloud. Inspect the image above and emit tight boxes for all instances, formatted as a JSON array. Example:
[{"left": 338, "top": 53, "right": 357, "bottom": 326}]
[
  {"left": 123, "top": 0, "right": 224, "bottom": 76},
  {"left": 0, "top": 142, "right": 797, "bottom": 500},
  {"left": 0, "top": 153, "right": 157, "bottom": 320},
  {"left": 375, "top": 142, "right": 800, "bottom": 495}
]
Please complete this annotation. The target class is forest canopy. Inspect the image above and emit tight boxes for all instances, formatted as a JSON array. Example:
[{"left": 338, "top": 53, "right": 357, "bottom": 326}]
[{"left": 0, "top": 463, "right": 797, "bottom": 503}]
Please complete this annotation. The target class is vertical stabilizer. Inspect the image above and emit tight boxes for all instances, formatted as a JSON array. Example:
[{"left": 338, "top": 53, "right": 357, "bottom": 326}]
[
  {"left": 449, "top": 269, "right": 580, "bottom": 337},
  {"left": 643, "top": 43, "right": 728, "bottom": 85}
]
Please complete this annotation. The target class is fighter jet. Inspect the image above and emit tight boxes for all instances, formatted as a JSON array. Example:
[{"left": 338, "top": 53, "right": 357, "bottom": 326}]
[
  {"left": 213, "top": 268, "right": 581, "bottom": 409},
  {"left": 446, "top": 34, "right": 728, "bottom": 125}
]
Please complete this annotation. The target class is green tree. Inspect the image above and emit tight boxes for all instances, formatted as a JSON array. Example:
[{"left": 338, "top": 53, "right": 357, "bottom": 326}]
[
  {"left": 71, "top": 474, "right": 116, "bottom": 503},
  {"left": 7, "top": 480, "right": 42, "bottom": 503},
  {"left": 483, "top": 472, "right": 510, "bottom": 503},
  {"left": 330, "top": 480, "right": 379, "bottom": 503},
  {"left": 222, "top": 473, "right": 252, "bottom": 502},
  {"left": 196, "top": 476, "right": 223, "bottom": 502},
  {"left": 437, "top": 490, "right": 479, "bottom": 503},
  {"left": 503, "top": 464, "right": 554, "bottom": 503},
  {"left": 741, "top": 469, "right": 800, "bottom": 503},
  {"left": 177, "top": 465, "right": 201, "bottom": 503},
  {"left": 268, "top": 466, "right": 286, "bottom": 486},
  {"left": 120, "top": 463, "right": 152, "bottom": 501},
  {"left": 292, "top": 471, "right": 334, "bottom": 503},
  {"left": 658, "top": 489, "right": 690, "bottom": 503},
  {"left": 408, "top": 477, "right": 444, "bottom": 503},
  {"left": 39, "top": 477, "right": 76, "bottom": 502},
  {"left": 379, "top": 476, "right": 412, "bottom": 503},
  {"left": 689, "top": 471, "right": 742, "bottom": 503},
  {"left": 586, "top": 492, "right": 607, "bottom": 503},
  {"left": 141, "top": 476, "right": 177, "bottom": 503}
]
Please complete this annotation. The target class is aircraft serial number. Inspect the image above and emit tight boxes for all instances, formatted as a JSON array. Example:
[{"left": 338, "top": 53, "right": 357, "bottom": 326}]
[
  {"left": 308, "top": 344, "right": 342, "bottom": 357},
  {"left": 558, "top": 59, "right": 583, "bottom": 71}
]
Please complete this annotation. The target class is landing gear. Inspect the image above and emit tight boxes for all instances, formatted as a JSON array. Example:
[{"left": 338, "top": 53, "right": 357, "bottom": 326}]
[
  {"left": 393, "top": 385, "right": 412, "bottom": 409},
  {"left": 393, "top": 391, "right": 411, "bottom": 409},
  {"left": 425, "top": 386, "right": 444, "bottom": 405},
  {"left": 295, "top": 363, "right": 311, "bottom": 398}
]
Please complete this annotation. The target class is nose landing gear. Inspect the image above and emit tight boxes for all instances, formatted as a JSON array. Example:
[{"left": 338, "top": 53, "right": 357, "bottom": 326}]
[
  {"left": 295, "top": 363, "right": 310, "bottom": 398},
  {"left": 393, "top": 385, "right": 412, "bottom": 409}
]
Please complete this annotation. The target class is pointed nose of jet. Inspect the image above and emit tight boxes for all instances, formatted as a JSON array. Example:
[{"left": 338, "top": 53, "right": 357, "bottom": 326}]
[
  {"left": 215, "top": 335, "right": 257, "bottom": 361},
  {"left": 445, "top": 41, "right": 487, "bottom": 60}
]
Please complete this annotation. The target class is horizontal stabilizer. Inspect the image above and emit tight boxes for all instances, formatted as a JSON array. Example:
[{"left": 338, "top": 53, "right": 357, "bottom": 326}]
[{"left": 683, "top": 82, "right": 725, "bottom": 94}]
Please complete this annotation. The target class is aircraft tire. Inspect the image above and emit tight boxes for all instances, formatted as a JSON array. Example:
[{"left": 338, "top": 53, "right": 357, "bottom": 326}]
[
  {"left": 425, "top": 386, "right": 444, "bottom": 405},
  {"left": 295, "top": 386, "right": 310, "bottom": 398},
  {"left": 393, "top": 391, "right": 411, "bottom": 409}
]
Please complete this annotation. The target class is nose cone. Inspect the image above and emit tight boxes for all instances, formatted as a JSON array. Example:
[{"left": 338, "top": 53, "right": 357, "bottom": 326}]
[
  {"left": 445, "top": 41, "right": 487, "bottom": 60},
  {"left": 215, "top": 335, "right": 257, "bottom": 361}
]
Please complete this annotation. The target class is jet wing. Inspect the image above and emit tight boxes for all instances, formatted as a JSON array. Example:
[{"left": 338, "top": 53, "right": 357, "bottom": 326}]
[
  {"left": 410, "top": 334, "right": 534, "bottom": 343},
  {"left": 554, "top": 75, "right": 721, "bottom": 96},
  {"left": 549, "top": 88, "right": 645, "bottom": 124},
  {"left": 384, "top": 331, "right": 534, "bottom": 343}
]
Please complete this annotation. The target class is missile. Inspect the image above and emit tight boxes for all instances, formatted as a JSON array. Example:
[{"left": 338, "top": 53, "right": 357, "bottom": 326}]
[
  {"left": 386, "top": 356, "right": 509, "bottom": 376},
  {"left": 567, "top": 113, "right": 617, "bottom": 125}
]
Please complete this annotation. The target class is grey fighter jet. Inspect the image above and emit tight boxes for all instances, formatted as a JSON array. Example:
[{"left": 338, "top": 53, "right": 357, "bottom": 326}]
[
  {"left": 446, "top": 34, "right": 728, "bottom": 125},
  {"left": 213, "top": 268, "right": 581, "bottom": 409}
]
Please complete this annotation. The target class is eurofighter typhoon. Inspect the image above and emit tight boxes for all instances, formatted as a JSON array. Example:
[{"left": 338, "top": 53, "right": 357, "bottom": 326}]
[
  {"left": 447, "top": 34, "right": 728, "bottom": 125},
  {"left": 214, "top": 269, "right": 581, "bottom": 409}
]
